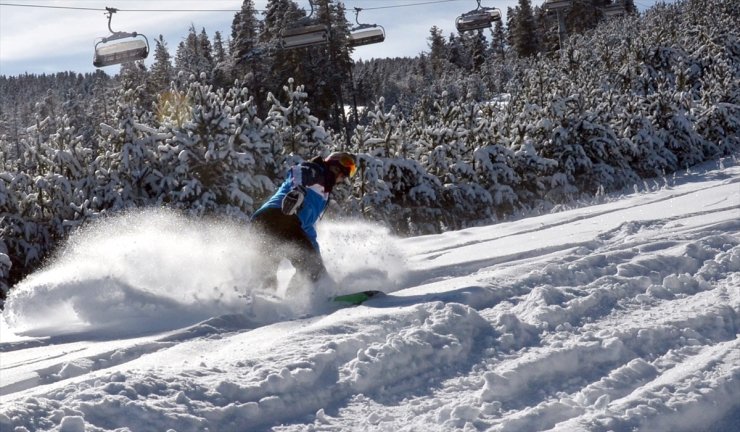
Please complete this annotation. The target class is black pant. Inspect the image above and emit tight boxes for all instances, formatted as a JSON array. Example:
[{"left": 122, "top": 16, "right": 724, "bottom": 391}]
[{"left": 251, "top": 208, "right": 326, "bottom": 288}]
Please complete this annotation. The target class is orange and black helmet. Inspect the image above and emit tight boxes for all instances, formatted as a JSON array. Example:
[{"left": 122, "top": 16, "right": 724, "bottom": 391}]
[{"left": 325, "top": 152, "right": 357, "bottom": 178}]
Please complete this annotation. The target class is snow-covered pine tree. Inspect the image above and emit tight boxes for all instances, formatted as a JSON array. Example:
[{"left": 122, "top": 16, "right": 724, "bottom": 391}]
[
  {"left": 455, "top": 96, "right": 517, "bottom": 223},
  {"left": 677, "top": 0, "right": 739, "bottom": 157},
  {"left": 650, "top": 88, "right": 706, "bottom": 169},
  {"left": 510, "top": 139, "right": 558, "bottom": 212},
  {"left": 619, "top": 102, "right": 676, "bottom": 178},
  {"left": 347, "top": 101, "right": 404, "bottom": 227},
  {"left": 310, "top": 0, "right": 353, "bottom": 132},
  {"left": 0, "top": 96, "right": 65, "bottom": 289},
  {"left": 490, "top": 19, "right": 506, "bottom": 61},
  {"left": 149, "top": 35, "right": 175, "bottom": 94},
  {"left": 266, "top": 78, "right": 331, "bottom": 161},
  {"left": 416, "top": 94, "right": 475, "bottom": 226},
  {"left": 447, "top": 34, "right": 466, "bottom": 71},
  {"left": 226, "top": 82, "right": 277, "bottom": 216},
  {"left": 538, "top": 95, "right": 586, "bottom": 202},
  {"left": 533, "top": 1, "right": 558, "bottom": 54},
  {"left": 175, "top": 25, "right": 215, "bottom": 83},
  {"left": 0, "top": 72, "right": 117, "bottom": 289},
  {"left": 510, "top": 0, "right": 538, "bottom": 57},
  {"left": 0, "top": 169, "right": 49, "bottom": 290},
  {"left": 428, "top": 26, "right": 449, "bottom": 76},
  {"left": 344, "top": 151, "right": 393, "bottom": 228},
  {"left": 565, "top": 0, "right": 608, "bottom": 35},
  {"left": 212, "top": 31, "right": 231, "bottom": 89},
  {"left": 231, "top": 0, "right": 271, "bottom": 111},
  {"left": 359, "top": 98, "right": 443, "bottom": 234},
  {"left": 471, "top": 109, "right": 518, "bottom": 220},
  {"left": 45, "top": 112, "right": 91, "bottom": 224},
  {"left": 98, "top": 99, "right": 162, "bottom": 211},
  {"left": 230, "top": 0, "right": 260, "bottom": 75},
  {"left": 464, "top": 30, "right": 488, "bottom": 72},
  {"left": 158, "top": 77, "right": 260, "bottom": 218}
]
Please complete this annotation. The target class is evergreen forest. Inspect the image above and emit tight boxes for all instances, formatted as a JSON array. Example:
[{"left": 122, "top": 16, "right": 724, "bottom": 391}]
[{"left": 0, "top": 0, "right": 738, "bottom": 303}]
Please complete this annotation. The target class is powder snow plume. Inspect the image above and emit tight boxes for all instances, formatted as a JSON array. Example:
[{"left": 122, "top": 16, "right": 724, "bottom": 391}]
[{"left": 3, "top": 209, "right": 407, "bottom": 337}]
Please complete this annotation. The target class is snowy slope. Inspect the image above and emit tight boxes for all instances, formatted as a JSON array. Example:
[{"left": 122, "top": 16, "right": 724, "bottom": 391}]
[{"left": 1, "top": 158, "right": 739, "bottom": 432}]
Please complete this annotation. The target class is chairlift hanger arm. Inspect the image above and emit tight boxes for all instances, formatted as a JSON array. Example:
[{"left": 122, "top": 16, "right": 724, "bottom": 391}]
[
  {"left": 104, "top": 7, "right": 119, "bottom": 34},
  {"left": 99, "top": 6, "right": 137, "bottom": 42},
  {"left": 353, "top": 7, "right": 372, "bottom": 28},
  {"left": 306, "top": 0, "right": 317, "bottom": 20},
  {"left": 352, "top": 7, "right": 381, "bottom": 30}
]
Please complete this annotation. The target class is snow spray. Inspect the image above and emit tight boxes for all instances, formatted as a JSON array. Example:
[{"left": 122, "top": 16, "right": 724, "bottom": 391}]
[{"left": 3, "top": 209, "right": 407, "bottom": 337}]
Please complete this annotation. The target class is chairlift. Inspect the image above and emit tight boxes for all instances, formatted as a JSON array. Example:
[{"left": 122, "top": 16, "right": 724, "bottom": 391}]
[
  {"left": 279, "top": 0, "right": 328, "bottom": 49},
  {"left": 348, "top": 8, "right": 385, "bottom": 47},
  {"left": 455, "top": 1, "right": 502, "bottom": 33},
  {"left": 543, "top": 0, "right": 573, "bottom": 12},
  {"left": 93, "top": 7, "right": 150, "bottom": 68},
  {"left": 603, "top": 1, "right": 626, "bottom": 18}
]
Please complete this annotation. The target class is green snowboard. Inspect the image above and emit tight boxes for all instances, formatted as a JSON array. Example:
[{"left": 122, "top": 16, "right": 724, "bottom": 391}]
[{"left": 331, "top": 290, "right": 384, "bottom": 305}]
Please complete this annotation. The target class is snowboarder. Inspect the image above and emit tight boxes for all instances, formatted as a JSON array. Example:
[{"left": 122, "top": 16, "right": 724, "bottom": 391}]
[{"left": 250, "top": 152, "right": 358, "bottom": 291}]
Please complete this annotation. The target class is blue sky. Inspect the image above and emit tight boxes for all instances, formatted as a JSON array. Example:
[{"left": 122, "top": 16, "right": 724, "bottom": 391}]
[{"left": 0, "top": 0, "right": 668, "bottom": 76}]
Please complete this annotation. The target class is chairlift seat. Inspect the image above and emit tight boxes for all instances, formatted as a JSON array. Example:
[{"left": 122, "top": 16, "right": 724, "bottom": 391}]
[
  {"left": 603, "top": 5, "right": 625, "bottom": 17},
  {"left": 93, "top": 38, "right": 148, "bottom": 67},
  {"left": 280, "top": 24, "right": 329, "bottom": 49},
  {"left": 349, "top": 27, "right": 385, "bottom": 47},
  {"left": 456, "top": 8, "right": 501, "bottom": 33},
  {"left": 544, "top": 0, "right": 572, "bottom": 11}
]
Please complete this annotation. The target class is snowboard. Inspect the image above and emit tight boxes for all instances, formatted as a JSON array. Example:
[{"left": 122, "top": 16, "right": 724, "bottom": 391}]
[{"left": 331, "top": 290, "right": 384, "bottom": 306}]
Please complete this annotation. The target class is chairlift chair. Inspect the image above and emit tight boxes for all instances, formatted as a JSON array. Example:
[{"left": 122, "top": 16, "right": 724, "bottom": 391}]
[
  {"left": 279, "top": 0, "right": 329, "bottom": 50},
  {"left": 280, "top": 24, "right": 329, "bottom": 49},
  {"left": 603, "top": 2, "right": 626, "bottom": 18},
  {"left": 455, "top": 1, "right": 501, "bottom": 33},
  {"left": 543, "top": 0, "right": 573, "bottom": 11},
  {"left": 348, "top": 8, "right": 385, "bottom": 47},
  {"left": 456, "top": 9, "right": 502, "bottom": 32},
  {"left": 93, "top": 7, "right": 149, "bottom": 68}
]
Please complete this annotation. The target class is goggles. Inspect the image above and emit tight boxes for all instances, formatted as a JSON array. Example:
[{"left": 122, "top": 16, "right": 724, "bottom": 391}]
[{"left": 335, "top": 154, "right": 357, "bottom": 178}]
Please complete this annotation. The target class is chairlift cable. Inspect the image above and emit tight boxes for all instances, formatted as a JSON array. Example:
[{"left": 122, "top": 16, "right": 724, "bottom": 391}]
[
  {"left": 0, "top": 0, "right": 469, "bottom": 14},
  {"left": 0, "top": 2, "right": 242, "bottom": 12},
  {"left": 346, "top": 0, "right": 465, "bottom": 11},
  {"left": 0, "top": 2, "right": 101, "bottom": 11}
]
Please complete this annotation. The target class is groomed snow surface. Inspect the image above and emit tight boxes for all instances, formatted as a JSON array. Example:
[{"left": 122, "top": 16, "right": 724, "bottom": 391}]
[{"left": 1, "top": 158, "right": 739, "bottom": 432}]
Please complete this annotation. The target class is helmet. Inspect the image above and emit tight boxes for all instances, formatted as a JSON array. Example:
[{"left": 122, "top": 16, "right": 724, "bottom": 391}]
[{"left": 325, "top": 152, "right": 357, "bottom": 178}]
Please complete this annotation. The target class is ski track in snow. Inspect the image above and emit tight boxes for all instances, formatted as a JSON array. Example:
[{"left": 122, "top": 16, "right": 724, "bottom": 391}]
[{"left": 1, "top": 158, "right": 739, "bottom": 432}]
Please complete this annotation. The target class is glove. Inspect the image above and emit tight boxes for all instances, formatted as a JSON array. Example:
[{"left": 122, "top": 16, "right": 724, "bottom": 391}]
[{"left": 281, "top": 186, "right": 306, "bottom": 215}]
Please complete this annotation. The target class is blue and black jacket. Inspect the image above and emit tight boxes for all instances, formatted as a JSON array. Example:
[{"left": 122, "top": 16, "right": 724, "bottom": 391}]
[{"left": 252, "top": 158, "right": 337, "bottom": 251}]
